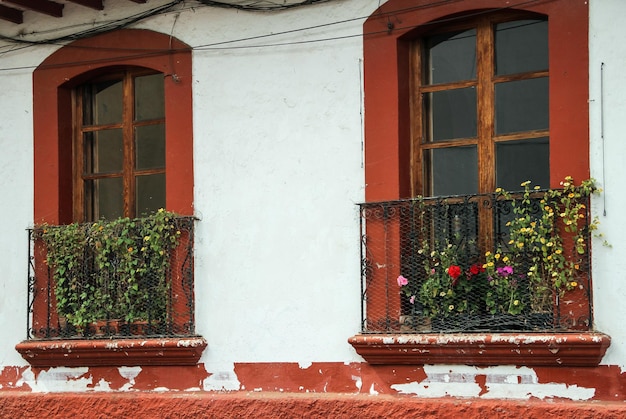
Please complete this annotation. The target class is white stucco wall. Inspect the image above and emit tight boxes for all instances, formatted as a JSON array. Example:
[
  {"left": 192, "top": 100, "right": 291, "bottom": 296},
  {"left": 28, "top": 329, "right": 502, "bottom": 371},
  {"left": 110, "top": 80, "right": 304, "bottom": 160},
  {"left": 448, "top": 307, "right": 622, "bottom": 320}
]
[
  {"left": 588, "top": 0, "right": 626, "bottom": 369},
  {"left": 0, "top": 0, "right": 625, "bottom": 381},
  {"left": 0, "top": 0, "right": 377, "bottom": 369}
]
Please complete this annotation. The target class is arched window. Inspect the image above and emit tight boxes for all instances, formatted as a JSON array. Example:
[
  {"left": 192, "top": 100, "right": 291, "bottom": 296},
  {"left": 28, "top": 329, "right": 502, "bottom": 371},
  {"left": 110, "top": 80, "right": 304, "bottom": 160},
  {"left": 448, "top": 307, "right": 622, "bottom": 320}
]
[
  {"left": 350, "top": 0, "right": 610, "bottom": 367},
  {"left": 412, "top": 14, "right": 549, "bottom": 198},
  {"left": 18, "top": 29, "right": 206, "bottom": 368}
]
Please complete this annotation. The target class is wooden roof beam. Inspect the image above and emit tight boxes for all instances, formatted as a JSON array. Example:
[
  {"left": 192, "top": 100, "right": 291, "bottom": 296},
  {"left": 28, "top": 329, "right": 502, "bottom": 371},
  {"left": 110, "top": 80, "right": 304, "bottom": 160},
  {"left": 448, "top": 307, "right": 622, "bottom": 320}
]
[
  {"left": 67, "top": 0, "right": 103, "bottom": 10},
  {"left": 0, "top": 4, "right": 22, "bottom": 24},
  {"left": 3, "top": 0, "right": 63, "bottom": 17}
]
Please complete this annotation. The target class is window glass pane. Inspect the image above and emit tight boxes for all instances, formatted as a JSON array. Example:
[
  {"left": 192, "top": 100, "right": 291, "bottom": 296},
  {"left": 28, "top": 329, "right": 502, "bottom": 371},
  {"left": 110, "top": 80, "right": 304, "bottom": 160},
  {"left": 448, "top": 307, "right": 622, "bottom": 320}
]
[
  {"left": 496, "top": 137, "right": 549, "bottom": 191},
  {"left": 135, "top": 73, "right": 165, "bottom": 121},
  {"left": 425, "top": 146, "right": 478, "bottom": 196},
  {"left": 83, "top": 79, "right": 123, "bottom": 126},
  {"left": 495, "top": 77, "right": 548, "bottom": 135},
  {"left": 425, "top": 88, "right": 477, "bottom": 142},
  {"left": 85, "top": 177, "right": 124, "bottom": 221},
  {"left": 136, "top": 173, "right": 165, "bottom": 216},
  {"left": 495, "top": 20, "right": 548, "bottom": 76},
  {"left": 426, "top": 29, "right": 477, "bottom": 84},
  {"left": 135, "top": 124, "right": 165, "bottom": 170},
  {"left": 84, "top": 129, "right": 123, "bottom": 174}
]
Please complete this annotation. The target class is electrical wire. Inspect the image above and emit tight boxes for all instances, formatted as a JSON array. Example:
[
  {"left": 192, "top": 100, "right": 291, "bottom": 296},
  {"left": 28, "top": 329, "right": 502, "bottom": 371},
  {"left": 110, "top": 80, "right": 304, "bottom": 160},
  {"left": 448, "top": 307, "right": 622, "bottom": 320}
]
[
  {"left": 0, "top": 0, "right": 549, "bottom": 72},
  {"left": 196, "top": 0, "right": 332, "bottom": 11}
]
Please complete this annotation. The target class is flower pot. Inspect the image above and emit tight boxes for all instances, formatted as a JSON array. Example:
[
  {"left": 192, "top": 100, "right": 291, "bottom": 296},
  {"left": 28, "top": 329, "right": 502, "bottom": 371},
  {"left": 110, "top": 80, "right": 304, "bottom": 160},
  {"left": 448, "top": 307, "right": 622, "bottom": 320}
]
[
  {"left": 399, "top": 315, "right": 432, "bottom": 332},
  {"left": 89, "top": 319, "right": 123, "bottom": 336}
]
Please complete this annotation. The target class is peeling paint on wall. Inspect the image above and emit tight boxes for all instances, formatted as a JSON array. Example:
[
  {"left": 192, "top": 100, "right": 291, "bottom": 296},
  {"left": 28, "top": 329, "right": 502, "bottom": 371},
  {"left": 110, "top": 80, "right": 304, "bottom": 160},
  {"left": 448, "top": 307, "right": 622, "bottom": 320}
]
[{"left": 391, "top": 365, "right": 596, "bottom": 400}]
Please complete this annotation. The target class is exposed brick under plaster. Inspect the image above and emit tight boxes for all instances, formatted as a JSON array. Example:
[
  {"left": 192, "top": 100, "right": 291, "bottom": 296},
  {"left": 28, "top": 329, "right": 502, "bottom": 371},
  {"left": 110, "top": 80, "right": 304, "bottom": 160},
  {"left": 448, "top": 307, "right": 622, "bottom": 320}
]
[
  {"left": 1, "top": 392, "right": 625, "bottom": 418},
  {"left": 1, "top": 363, "right": 626, "bottom": 402}
]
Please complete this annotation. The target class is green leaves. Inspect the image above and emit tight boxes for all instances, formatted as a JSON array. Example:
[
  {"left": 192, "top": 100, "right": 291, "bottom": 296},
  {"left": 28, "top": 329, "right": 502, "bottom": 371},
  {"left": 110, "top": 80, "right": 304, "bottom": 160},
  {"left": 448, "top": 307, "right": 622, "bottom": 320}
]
[{"left": 39, "top": 210, "right": 183, "bottom": 329}]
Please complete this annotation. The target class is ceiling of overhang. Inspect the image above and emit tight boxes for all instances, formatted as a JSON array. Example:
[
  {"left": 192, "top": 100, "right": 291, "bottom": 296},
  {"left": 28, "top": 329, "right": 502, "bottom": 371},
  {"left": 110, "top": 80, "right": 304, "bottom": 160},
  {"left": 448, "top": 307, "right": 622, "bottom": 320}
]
[{"left": 0, "top": 0, "right": 326, "bottom": 25}]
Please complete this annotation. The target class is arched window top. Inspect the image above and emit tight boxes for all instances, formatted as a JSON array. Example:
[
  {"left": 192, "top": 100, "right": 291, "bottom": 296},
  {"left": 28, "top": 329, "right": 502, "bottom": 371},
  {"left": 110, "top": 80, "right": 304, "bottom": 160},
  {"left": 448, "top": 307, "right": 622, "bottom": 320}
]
[{"left": 33, "top": 29, "right": 193, "bottom": 224}]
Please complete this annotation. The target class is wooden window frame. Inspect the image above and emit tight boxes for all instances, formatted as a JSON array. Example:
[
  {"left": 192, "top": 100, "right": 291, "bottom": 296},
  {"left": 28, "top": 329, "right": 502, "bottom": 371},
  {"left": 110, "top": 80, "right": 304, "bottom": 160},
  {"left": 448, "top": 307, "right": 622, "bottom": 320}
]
[
  {"left": 411, "top": 12, "right": 549, "bottom": 198},
  {"left": 73, "top": 68, "right": 166, "bottom": 221},
  {"left": 410, "top": 11, "right": 549, "bottom": 251}
]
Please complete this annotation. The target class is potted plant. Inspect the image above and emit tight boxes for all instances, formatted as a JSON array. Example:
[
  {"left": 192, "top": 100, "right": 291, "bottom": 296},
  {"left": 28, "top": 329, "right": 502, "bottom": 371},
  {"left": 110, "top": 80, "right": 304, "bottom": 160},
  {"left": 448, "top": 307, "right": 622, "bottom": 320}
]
[
  {"left": 40, "top": 209, "right": 182, "bottom": 337},
  {"left": 398, "top": 177, "right": 600, "bottom": 332}
]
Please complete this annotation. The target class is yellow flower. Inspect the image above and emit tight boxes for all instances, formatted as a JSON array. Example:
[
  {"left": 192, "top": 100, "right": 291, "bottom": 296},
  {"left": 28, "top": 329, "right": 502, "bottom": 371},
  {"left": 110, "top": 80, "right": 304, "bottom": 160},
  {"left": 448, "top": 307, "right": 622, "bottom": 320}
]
[
  {"left": 448, "top": 305, "right": 455, "bottom": 311},
  {"left": 517, "top": 242, "right": 524, "bottom": 248},
  {"left": 570, "top": 281, "right": 578, "bottom": 288},
  {"left": 568, "top": 193, "right": 575, "bottom": 198},
  {"left": 495, "top": 253, "right": 500, "bottom": 260},
  {"left": 440, "top": 292, "right": 446, "bottom": 297},
  {"left": 487, "top": 262, "right": 494, "bottom": 267},
  {"left": 574, "top": 264, "right": 580, "bottom": 270},
  {"left": 513, "top": 300, "right": 520, "bottom": 306},
  {"left": 128, "top": 247, "right": 133, "bottom": 252},
  {"left": 555, "top": 249, "right": 562, "bottom": 254},
  {"left": 485, "top": 251, "right": 491, "bottom": 257},
  {"left": 503, "top": 256, "right": 509, "bottom": 262},
  {"left": 495, "top": 188, "right": 503, "bottom": 193},
  {"left": 521, "top": 180, "right": 531, "bottom": 187},
  {"left": 534, "top": 185, "right": 541, "bottom": 190}
]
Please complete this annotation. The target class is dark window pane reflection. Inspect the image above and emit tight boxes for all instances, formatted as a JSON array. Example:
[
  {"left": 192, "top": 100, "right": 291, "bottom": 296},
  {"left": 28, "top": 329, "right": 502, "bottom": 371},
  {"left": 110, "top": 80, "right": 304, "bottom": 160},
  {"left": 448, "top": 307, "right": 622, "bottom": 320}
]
[
  {"left": 135, "top": 73, "right": 165, "bottom": 121},
  {"left": 425, "top": 146, "right": 478, "bottom": 196},
  {"left": 85, "top": 177, "right": 124, "bottom": 221},
  {"left": 495, "top": 20, "right": 548, "bottom": 76},
  {"left": 84, "top": 129, "right": 123, "bottom": 174},
  {"left": 136, "top": 173, "right": 166, "bottom": 216},
  {"left": 425, "top": 88, "right": 477, "bottom": 141},
  {"left": 83, "top": 79, "right": 123, "bottom": 126},
  {"left": 496, "top": 137, "right": 549, "bottom": 191},
  {"left": 135, "top": 124, "right": 165, "bottom": 170},
  {"left": 426, "top": 29, "right": 477, "bottom": 84},
  {"left": 495, "top": 77, "right": 548, "bottom": 135}
]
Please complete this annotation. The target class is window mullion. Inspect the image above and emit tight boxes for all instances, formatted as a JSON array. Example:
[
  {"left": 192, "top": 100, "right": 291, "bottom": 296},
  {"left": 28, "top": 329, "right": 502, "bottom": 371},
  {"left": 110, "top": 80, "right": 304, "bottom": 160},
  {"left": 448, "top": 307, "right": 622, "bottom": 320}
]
[
  {"left": 476, "top": 18, "right": 495, "bottom": 253},
  {"left": 73, "top": 88, "right": 86, "bottom": 222},
  {"left": 410, "top": 40, "right": 424, "bottom": 197},
  {"left": 123, "top": 73, "right": 135, "bottom": 218},
  {"left": 476, "top": 18, "right": 495, "bottom": 194}
]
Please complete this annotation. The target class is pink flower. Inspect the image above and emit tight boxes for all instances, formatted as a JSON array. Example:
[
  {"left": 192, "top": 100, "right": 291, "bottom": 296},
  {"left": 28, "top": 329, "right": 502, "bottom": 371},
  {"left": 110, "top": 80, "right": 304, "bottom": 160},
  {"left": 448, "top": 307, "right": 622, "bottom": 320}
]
[
  {"left": 496, "top": 266, "right": 514, "bottom": 277},
  {"left": 397, "top": 275, "right": 408, "bottom": 286},
  {"left": 409, "top": 295, "right": 416, "bottom": 304}
]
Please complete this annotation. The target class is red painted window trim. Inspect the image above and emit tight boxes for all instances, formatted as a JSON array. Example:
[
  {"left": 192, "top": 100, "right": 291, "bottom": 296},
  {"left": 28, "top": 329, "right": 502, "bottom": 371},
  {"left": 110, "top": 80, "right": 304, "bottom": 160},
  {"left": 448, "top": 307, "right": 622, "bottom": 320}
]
[
  {"left": 33, "top": 28, "right": 194, "bottom": 225},
  {"left": 351, "top": 0, "right": 609, "bottom": 366},
  {"left": 20, "top": 29, "right": 202, "bottom": 367}
]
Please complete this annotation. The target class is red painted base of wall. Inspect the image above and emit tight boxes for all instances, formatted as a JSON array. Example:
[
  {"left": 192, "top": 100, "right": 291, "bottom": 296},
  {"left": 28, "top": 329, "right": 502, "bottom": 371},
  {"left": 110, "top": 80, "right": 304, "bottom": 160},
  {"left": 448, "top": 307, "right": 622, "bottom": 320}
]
[{"left": 1, "top": 392, "right": 625, "bottom": 418}]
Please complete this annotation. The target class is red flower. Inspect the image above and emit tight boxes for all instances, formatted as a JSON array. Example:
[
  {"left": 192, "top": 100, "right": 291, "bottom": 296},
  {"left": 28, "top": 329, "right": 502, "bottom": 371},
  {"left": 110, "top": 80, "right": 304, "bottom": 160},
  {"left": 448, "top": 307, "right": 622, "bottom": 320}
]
[
  {"left": 469, "top": 264, "right": 485, "bottom": 276},
  {"left": 447, "top": 265, "right": 462, "bottom": 280}
]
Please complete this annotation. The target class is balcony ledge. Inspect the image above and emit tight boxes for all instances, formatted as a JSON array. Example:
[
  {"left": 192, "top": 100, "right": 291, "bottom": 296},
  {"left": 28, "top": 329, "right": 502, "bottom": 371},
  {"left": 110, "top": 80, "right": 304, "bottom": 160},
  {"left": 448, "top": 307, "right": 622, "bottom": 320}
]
[
  {"left": 348, "top": 332, "right": 610, "bottom": 366},
  {"left": 16, "top": 337, "right": 207, "bottom": 367}
]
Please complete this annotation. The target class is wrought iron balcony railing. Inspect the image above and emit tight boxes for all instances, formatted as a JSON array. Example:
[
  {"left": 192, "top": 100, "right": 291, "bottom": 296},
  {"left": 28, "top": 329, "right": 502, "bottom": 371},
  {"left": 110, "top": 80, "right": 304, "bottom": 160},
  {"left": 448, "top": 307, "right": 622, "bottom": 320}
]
[
  {"left": 358, "top": 191, "right": 593, "bottom": 333},
  {"left": 25, "top": 215, "right": 196, "bottom": 340}
]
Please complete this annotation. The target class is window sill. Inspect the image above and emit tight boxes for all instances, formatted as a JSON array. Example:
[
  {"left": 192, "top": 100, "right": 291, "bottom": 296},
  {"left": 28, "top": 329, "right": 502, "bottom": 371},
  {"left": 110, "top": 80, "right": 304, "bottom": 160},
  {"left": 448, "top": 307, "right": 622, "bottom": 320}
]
[
  {"left": 15, "top": 337, "right": 207, "bottom": 367},
  {"left": 348, "top": 332, "right": 610, "bottom": 366}
]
